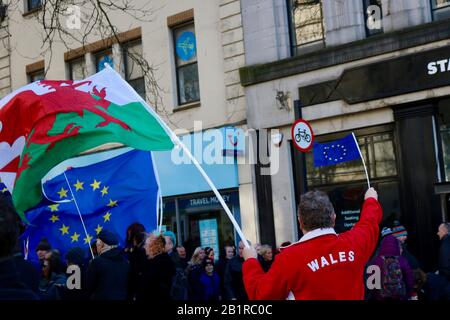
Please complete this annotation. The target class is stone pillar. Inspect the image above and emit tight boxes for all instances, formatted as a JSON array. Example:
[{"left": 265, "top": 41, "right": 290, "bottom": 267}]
[
  {"left": 381, "top": 0, "right": 432, "bottom": 32},
  {"left": 322, "top": 0, "right": 366, "bottom": 47},
  {"left": 112, "top": 42, "right": 125, "bottom": 77},
  {"left": 241, "top": 0, "right": 290, "bottom": 64},
  {"left": 85, "top": 52, "right": 96, "bottom": 76}
]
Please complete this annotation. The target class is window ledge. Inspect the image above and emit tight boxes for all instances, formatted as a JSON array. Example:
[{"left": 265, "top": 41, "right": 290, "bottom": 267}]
[
  {"left": 22, "top": 6, "right": 42, "bottom": 18},
  {"left": 173, "top": 101, "right": 201, "bottom": 112}
]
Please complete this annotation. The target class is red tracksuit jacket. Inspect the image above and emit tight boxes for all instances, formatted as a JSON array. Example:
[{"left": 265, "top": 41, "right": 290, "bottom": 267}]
[{"left": 243, "top": 197, "right": 382, "bottom": 300}]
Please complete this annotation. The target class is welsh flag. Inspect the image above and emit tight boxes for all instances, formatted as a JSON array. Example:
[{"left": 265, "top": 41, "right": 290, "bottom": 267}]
[{"left": 0, "top": 66, "right": 174, "bottom": 221}]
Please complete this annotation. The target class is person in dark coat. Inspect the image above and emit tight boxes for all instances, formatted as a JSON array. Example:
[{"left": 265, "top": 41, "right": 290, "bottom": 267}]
[
  {"left": 224, "top": 241, "right": 248, "bottom": 300},
  {"left": 135, "top": 233, "right": 175, "bottom": 301},
  {"left": 13, "top": 250, "right": 40, "bottom": 295},
  {"left": 200, "top": 257, "right": 221, "bottom": 301},
  {"left": 124, "top": 223, "right": 147, "bottom": 300},
  {"left": 176, "top": 245, "right": 189, "bottom": 270},
  {"left": 391, "top": 222, "right": 421, "bottom": 270},
  {"left": 163, "top": 230, "right": 185, "bottom": 269},
  {"left": 60, "top": 247, "right": 88, "bottom": 300},
  {"left": 39, "top": 249, "right": 67, "bottom": 300},
  {"left": 0, "top": 198, "right": 39, "bottom": 300},
  {"left": 257, "top": 245, "right": 274, "bottom": 273},
  {"left": 418, "top": 223, "right": 450, "bottom": 300},
  {"left": 86, "top": 229, "right": 130, "bottom": 300},
  {"left": 369, "top": 235, "right": 415, "bottom": 300},
  {"left": 215, "top": 245, "right": 234, "bottom": 298},
  {"left": 437, "top": 222, "right": 450, "bottom": 282},
  {"left": 35, "top": 238, "right": 52, "bottom": 269},
  {"left": 186, "top": 246, "right": 206, "bottom": 300}
]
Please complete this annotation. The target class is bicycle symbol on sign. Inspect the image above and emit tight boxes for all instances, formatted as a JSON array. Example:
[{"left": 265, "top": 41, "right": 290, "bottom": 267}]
[{"left": 295, "top": 128, "right": 311, "bottom": 143}]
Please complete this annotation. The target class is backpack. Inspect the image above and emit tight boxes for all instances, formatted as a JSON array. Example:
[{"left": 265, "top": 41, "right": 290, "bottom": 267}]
[
  {"left": 380, "top": 256, "right": 406, "bottom": 299},
  {"left": 170, "top": 268, "right": 189, "bottom": 300}
]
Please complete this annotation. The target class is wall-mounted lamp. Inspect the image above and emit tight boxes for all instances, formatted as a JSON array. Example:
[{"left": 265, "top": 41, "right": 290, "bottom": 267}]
[{"left": 271, "top": 132, "right": 283, "bottom": 148}]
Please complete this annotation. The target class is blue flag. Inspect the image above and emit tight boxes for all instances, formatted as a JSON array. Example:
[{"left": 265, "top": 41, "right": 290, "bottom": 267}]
[
  {"left": 20, "top": 150, "right": 159, "bottom": 262},
  {"left": 313, "top": 133, "right": 361, "bottom": 167}
]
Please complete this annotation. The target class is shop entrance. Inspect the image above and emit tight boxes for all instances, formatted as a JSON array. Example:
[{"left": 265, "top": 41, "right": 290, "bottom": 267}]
[
  {"left": 181, "top": 210, "right": 234, "bottom": 261},
  {"left": 161, "top": 190, "right": 240, "bottom": 260}
]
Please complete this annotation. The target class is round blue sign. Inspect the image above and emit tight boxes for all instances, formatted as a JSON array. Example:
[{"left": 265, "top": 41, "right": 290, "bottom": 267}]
[
  {"left": 176, "top": 31, "right": 197, "bottom": 61},
  {"left": 97, "top": 55, "right": 113, "bottom": 71}
]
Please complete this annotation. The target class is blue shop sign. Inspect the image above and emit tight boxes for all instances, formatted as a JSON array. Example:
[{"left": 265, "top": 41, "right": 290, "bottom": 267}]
[
  {"left": 153, "top": 127, "right": 241, "bottom": 197},
  {"left": 176, "top": 31, "right": 197, "bottom": 61},
  {"left": 163, "top": 192, "right": 238, "bottom": 212}
]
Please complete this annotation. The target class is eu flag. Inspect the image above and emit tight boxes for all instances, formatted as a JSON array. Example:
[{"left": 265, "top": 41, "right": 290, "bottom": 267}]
[
  {"left": 313, "top": 133, "right": 361, "bottom": 167},
  {"left": 20, "top": 150, "right": 159, "bottom": 261}
]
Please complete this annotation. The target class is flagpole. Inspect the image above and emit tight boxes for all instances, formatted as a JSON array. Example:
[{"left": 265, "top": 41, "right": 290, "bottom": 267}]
[
  {"left": 173, "top": 138, "right": 251, "bottom": 248},
  {"left": 106, "top": 64, "right": 251, "bottom": 248},
  {"left": 63, "top": 172, "right": 95, "bottom": 259},
  {"left": 352, "top": 132, "right": 370, "bottom": 189}
]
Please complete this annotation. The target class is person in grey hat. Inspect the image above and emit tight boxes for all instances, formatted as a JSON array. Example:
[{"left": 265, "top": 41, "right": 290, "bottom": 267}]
[{"left": 86, "top": 229, "right": 130, "bottom": 300}]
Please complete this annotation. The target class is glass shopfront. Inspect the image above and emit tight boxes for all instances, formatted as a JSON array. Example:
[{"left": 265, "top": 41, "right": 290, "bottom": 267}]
[
  {"left": 160, "top": 191, "right": 240, "bottom": 259},
  {"left": 152, "top": 127, "right": 244, "bottom": 258},
  {"left": 304, "top": 126, "right": 401, "bottom": 232}
]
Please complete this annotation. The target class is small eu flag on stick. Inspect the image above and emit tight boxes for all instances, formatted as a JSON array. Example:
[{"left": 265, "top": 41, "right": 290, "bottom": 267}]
[{"left": 313, "top": 133, "right": 370, "bottom": 188}]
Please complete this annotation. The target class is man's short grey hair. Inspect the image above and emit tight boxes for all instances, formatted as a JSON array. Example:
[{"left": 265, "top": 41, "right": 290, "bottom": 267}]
[{"left": 298, "top": 190, "right": 335, "bottom": 231}]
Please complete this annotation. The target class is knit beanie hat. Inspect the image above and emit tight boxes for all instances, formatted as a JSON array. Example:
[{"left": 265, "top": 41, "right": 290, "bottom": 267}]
[
  {"left": 35, "top": 238, "right": 51, "bottom": 251},
  {"left": 381, "top": 227, "right": 393, "bottom": 237},
  {"left": 392, "top": 224, "right": 407, "bottom": 239},
  {"left": 65, "top": 247, "right": 85, "bottom": 266},
  {"left": 203, "top": 257, "right": 214, "bottom": 268}
]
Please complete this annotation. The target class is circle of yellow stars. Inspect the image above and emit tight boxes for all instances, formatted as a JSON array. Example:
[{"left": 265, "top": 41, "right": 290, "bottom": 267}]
[{"left": 47, "top": 177, "right": 119, "bottom": 246}]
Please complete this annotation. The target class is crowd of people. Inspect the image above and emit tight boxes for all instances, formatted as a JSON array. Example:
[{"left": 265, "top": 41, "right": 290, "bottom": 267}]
[
  {"left": 240, "top": 188, "right": 450, "bottom": 300},
  {"left": 0, "top": 189, "right": 449, "bottom": 301},
  {"left": 363, "top": 221, "right": 450, "bottom": 300},
  {"left": 0, "top": 195, "right": 276, "bottom": 300}
]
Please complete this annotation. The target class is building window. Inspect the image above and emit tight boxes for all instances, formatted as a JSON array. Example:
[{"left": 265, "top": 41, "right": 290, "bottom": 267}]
[
  {"left": 288, "top": 0, "right": 325, "bottom": 55},
  {"left": 95, "top": 49, "right": 113, "bottom": 72},
  {"left": 431, "top": 0, "right": 450, "bottom": 20},
  {"left": 304, "top": 128, "right": 400, "bottom": 232},
  {"left": 172, "top": 22, "right": 200, "bottom": 106},
  {"left": 437, "top": 98, "right": 450, "bottom": 181},
  {"left": 123, "top": 40, "right": 146, "bottom": 99},
  {"left": 26, "top": 0, "right": 41, "bottom": 12},
  {"left": 68, "top": 57, "right": 87, "bottom": 81},
  {"left": 363, "top": 0, "right": 383, "bottom": 37},
  {"left": 28, "top": 69, "right": 44, "bottom": 83}
]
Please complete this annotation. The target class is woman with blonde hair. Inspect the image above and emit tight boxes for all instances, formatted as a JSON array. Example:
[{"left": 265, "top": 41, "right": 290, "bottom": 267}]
[
  {"left": 189, "top": 247, "right": 206, "bottom": 266},
  {"left": 186, "top": 246, "right": 206, "bottom": 300},
  {"left": 258, "top": 244, "right": 274, "bottom": 273}
]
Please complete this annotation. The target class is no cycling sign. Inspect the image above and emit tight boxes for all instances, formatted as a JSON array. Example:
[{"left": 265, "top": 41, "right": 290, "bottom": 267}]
[{"left": 291, "top": 119, "right": 314, "bottom": 152}]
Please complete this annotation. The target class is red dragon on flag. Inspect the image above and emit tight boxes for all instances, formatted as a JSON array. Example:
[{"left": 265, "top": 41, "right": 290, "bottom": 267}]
[{"left": 0, "top": 67, "right": 174, "bottom": 221}]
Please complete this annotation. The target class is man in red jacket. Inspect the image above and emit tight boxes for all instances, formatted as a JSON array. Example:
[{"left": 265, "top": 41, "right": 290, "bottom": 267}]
[{"left": 242, "top": 187, "right": 382, "bottom": 300}]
